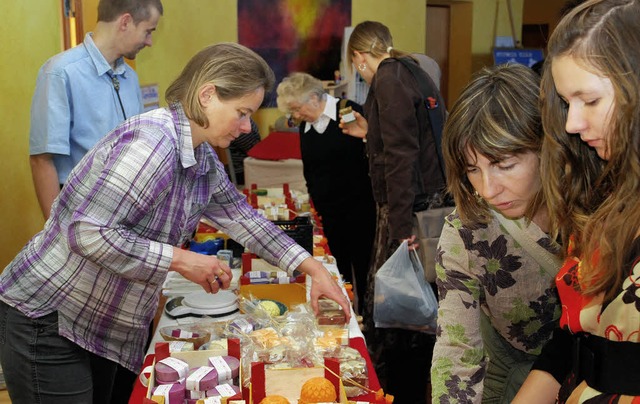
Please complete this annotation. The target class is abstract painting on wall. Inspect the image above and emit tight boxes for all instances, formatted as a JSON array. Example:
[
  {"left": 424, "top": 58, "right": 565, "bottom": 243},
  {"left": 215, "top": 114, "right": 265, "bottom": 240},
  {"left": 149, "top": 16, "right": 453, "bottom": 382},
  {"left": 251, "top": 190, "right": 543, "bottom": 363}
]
[{"left": 238, "top": 0, "right": 352, "bottom": 106}]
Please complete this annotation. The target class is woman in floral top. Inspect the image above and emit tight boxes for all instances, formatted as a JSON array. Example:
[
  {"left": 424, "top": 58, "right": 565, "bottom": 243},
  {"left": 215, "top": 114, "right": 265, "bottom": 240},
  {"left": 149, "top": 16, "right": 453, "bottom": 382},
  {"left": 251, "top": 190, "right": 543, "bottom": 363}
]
[
  {"left": 431, "top": 64, "right": 562, "bottom": 403},
  {"left": 514, "top": 1, "right": 640, "bottom": 402}
]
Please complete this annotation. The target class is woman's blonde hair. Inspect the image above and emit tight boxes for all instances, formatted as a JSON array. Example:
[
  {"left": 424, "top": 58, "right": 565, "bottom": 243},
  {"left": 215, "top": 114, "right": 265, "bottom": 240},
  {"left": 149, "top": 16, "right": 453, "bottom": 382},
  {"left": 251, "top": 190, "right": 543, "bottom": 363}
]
[
  {"left": 443, "top": 63, "right": 543, "bottom": 226},
  {"left": 275, "top": 72, "right": 325, "bottom": 114},
  {"left": 540, "top": 0, "right": 640, "bottom": 300},
  {"left": 165, "top": 42, "right": 274, "bottom": 128},
  {"left": 346, "top": 21, "right": 410, "bottom": 69}
]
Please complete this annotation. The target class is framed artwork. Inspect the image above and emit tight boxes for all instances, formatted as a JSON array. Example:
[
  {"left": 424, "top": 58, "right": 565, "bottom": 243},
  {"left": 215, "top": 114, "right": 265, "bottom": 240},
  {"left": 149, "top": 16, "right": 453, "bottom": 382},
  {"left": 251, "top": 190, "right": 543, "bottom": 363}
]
[{"left": 238, "top": 0, "right": 352, "bottom": 106}]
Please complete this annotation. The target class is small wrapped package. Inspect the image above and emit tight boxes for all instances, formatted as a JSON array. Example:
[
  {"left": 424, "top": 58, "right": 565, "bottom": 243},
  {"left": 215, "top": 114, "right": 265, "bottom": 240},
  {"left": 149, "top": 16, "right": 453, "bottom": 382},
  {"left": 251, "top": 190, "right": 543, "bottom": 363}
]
[
  {"left": 152, "top": 382, "right": 186, "bottom": 404},
  {"left": 155, "top": 357, "right": 189, "bottom": 383}
]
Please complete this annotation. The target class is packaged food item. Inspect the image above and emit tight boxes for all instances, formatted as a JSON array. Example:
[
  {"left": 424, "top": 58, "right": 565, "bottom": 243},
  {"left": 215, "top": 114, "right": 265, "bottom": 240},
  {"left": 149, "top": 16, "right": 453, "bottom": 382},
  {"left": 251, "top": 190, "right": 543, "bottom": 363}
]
[
  {"left": 339, "top": 106, "right": 356, "bottom": 124},
  {"left": 228, "top": 316, "right": 256, "bottom": 335},
  {"left": 169, "top": 341, "right": 195, "bottom": 352},
  {"left": 316, "top": 298, "right": 347, "bottom": 326},
  {"left": 155, "top": 357, "right": 190, "bottom": 383},
  {"left": 187, "top": 366, "right": 219, "bottom": 392},
  {"left": 207, "top": 383, "right": 241, "bottom": 398},
  {"left": 208, "top": 355, "right": 240, "bottom": 380},
  {"left": 152, "top": 382, "right": 186, "bottom": 404},
  {"left": 216, "top": 249, "right": 233, "bottom": 267}
]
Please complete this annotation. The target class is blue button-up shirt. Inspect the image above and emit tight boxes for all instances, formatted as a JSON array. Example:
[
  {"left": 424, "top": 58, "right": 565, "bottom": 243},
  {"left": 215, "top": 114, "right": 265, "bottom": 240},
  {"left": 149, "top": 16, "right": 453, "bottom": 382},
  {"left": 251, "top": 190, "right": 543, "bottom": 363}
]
[
  {"left": 29, "top": 32, "right": 144, "bottom": 184},
  {"left": 2, "top": 104, "right": 308, "bottom": 372}
]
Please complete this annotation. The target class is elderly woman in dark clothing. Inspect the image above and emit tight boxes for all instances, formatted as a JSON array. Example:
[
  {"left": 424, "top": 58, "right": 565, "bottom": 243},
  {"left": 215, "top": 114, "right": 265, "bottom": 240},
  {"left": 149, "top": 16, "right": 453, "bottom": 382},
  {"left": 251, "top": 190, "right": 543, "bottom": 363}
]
[{"left": 276, "top": 72, "right": 376, "bottom": 314}]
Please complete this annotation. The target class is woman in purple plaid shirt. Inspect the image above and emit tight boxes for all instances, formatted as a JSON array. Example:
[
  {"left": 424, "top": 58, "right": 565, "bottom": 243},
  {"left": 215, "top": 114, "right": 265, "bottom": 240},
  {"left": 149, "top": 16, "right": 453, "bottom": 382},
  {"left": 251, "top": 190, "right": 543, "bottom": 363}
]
[{"left": 0, "top": 43, "right": 350, "bottom": 404}]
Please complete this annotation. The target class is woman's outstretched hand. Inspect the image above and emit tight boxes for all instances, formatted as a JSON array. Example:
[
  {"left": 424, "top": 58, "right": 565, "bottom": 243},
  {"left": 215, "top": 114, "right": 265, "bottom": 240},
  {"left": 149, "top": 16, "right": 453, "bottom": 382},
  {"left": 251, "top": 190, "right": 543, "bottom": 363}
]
[{"left": 298, "top": 257, "right": 352, "bottom": 323}]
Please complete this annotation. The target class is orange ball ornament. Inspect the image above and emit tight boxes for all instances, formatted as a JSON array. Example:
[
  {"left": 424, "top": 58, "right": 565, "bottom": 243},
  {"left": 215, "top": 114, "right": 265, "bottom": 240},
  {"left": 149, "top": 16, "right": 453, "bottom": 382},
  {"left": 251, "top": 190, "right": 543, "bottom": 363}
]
[
  {"left": 259, "top": 395, "right": 291, "bottom": 404},
  {"left": 299, "top": 377, "right": 337, "bottom": 403}
]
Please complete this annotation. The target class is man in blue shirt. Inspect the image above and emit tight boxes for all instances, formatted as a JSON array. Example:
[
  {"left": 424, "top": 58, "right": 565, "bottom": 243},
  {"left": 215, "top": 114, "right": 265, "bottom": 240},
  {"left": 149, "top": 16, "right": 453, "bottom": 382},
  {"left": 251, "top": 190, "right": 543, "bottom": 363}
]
[
  {"left": 29, "top": 0, "right": 163, "bottom": 220},
  {"left": 28, "top": 1, "right": 163, "bottom": 401}
]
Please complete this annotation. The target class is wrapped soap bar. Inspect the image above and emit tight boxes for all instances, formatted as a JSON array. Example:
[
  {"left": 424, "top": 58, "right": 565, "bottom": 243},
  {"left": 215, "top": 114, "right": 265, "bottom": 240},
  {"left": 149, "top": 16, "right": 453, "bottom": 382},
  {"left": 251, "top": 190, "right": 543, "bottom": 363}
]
[
  {"left": 171, "top": 328, "right": 201, "bottom": 338},
  {"left": 228, "top": 317, "right": 255, "bottom": 334},
  {"left": 155, "top": 357, "right": 190, "bottom": 383},
  {"left": 152, "top": 382, "right": 186, "bottom": 404},
  {"left": 208, "top": 383, "right": 241, "bottom": 398},
  {"left": 208, "top": 355, "right": 240, "bottom": 380},
  {"left": 169, "top": 341, "right": 195, "bottom": 352},
  {"left": 186, "top": 366, "right": 219, "bottom": 392}
]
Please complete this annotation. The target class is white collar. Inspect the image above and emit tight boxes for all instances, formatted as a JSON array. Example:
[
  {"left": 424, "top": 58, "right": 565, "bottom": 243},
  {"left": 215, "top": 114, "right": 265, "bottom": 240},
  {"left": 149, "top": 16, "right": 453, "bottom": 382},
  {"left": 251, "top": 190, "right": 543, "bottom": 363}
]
[{"left": 304, "top": 94, "right": 339, "bottom": 133}]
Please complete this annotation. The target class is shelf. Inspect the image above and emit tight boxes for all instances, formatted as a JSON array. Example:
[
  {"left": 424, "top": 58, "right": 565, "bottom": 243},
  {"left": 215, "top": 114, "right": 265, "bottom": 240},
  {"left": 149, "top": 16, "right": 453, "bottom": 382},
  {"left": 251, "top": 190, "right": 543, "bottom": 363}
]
[{"left": 322, "top": 80, "right": 348, "bottom": 98}]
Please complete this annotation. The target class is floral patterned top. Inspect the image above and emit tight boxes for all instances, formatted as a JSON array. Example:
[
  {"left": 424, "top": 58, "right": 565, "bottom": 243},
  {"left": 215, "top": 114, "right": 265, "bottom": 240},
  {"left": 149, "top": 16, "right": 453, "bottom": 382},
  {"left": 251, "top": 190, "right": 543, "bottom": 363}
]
[
  {"left": 554, "top": 238, "right": 640, "bottom": 402},
  {"left": 431, "top": 210, "right": 561, "bottom": 403}
]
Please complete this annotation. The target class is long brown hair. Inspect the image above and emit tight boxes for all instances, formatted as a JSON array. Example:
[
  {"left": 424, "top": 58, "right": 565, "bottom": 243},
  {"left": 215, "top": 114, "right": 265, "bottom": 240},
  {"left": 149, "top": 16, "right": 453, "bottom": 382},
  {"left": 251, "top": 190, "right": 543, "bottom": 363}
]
[{"left": 539, "top": 0, "right": 640, "bottom": 300}]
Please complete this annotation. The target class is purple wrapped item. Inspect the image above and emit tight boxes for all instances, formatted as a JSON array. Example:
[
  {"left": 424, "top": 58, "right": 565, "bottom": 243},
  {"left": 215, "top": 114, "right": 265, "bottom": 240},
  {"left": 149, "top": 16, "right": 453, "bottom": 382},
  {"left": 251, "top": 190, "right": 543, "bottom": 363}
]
[
  {"left": 152, "top": 382, "right": 185, "bottom": 404},
  {"left": 186, "top": 366, "right": 218, "bottom": 392}
]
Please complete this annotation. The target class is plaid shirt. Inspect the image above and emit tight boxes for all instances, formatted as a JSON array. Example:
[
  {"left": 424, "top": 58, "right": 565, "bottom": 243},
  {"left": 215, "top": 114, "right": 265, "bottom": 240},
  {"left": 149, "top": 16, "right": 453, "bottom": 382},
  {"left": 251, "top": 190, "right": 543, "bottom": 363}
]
[{"left": 0, "top": 104, "right": 308, "bottom": 372}]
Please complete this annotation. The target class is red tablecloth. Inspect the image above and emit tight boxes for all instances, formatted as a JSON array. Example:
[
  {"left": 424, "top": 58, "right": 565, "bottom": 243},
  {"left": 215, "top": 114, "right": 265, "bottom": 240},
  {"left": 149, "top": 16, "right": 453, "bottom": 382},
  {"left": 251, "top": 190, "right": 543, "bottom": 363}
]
[{"left": 129, "top": 336, "right": 380, "bottom": 403}]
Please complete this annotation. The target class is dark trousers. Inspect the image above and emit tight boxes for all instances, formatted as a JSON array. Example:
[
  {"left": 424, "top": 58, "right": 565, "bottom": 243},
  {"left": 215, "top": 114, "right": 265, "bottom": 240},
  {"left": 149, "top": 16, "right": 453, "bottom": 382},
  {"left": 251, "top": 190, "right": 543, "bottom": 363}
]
[
  {"left": 369, "top": 328, "right": 435, "bottom": 404},
  {"left": 0, "top": 301, "right": 119, "bottom": 404},
  {"left": 319, "top": 203, "right": 376, "bottom": 314}
]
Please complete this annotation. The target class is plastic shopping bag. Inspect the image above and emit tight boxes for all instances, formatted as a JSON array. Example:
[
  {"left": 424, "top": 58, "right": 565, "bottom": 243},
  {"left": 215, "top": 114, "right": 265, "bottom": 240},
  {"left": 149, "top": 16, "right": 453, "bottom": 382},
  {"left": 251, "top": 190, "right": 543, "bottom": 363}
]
[{"left": 373, "top": 240, "right": 438, "bottom": 332}]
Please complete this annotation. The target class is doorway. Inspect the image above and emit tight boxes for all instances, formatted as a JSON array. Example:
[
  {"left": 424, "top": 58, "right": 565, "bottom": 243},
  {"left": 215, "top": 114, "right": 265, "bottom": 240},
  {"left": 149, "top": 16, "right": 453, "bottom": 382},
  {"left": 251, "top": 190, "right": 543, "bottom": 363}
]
[{"left": 425, "top": 1, "right": 472, "bottom": 108}]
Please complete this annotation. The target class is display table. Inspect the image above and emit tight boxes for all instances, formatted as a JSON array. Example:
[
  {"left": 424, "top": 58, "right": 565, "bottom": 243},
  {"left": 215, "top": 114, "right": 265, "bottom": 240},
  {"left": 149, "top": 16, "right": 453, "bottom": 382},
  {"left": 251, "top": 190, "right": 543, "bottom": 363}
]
[
  {"left": 129, "top": 337, "right": 379, "bottom": 403},
  {"left": 129, "top": 258, "right": 380, "bottom": 403}
]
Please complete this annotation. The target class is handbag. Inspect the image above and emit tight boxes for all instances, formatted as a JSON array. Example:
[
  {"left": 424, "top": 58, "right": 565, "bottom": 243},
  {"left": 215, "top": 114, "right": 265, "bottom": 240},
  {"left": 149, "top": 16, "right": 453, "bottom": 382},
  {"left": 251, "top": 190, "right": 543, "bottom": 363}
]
[
  {"left": 373, "top": 240, "right": 438, "bottom": 332},
  {"left": 412, "top": 198, "right": 454, "bottom": 283},
  {"left": 397, "top": 57, "right": 454, "bottom": 282}
]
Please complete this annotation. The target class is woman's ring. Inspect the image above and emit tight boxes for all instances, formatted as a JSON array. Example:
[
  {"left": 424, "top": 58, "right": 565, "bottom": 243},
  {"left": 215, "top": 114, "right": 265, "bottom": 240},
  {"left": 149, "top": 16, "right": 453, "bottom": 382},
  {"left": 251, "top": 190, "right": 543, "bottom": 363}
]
[{"left": 210, "top": 277, "right": 223, "bottom": 287}]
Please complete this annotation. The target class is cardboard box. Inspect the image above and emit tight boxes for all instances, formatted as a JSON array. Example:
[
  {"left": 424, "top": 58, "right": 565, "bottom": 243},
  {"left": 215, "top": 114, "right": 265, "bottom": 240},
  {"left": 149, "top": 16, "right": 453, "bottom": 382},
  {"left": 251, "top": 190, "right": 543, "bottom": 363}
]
[
  {"left": 245, "top": 358, "right": 348, "bottom": 404},
  {"left": 146, "top": 339, "right": 243, "bottom": 403},
  {"left": 239, "top": 283, "right": 307, "bottom": 312}
]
